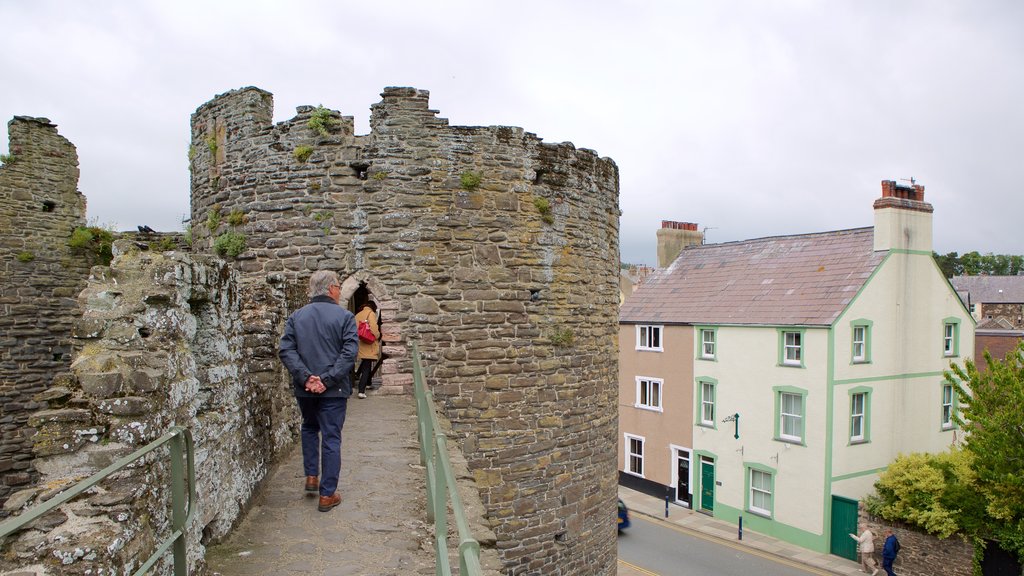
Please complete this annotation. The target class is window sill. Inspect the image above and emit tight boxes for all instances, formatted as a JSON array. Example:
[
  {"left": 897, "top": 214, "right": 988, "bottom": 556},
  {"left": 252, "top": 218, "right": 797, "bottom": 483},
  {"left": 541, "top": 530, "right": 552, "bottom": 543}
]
[
  {"left": 774, "top": 438, "right": 805, "bottom": 447},
  {"left": 851, "top": 360, "right": 870, "bottom": 365},
  {"left": 747, "top": 509, "right": 772, "bottom": 520},
  {"left": 634, "top": 405, "right": 663, "bottom": 413},
  {"left": 698, "top": 356, "right": 717, "bottom": 362},
  {"left": 696, "top": 423, "right": 716, "bottom": 430},
  {"left": 849, "top": 439, "right": 869, "bottom": 446},
  {"left": 779, "top": 362, "right": 804, "bottom": 369}
]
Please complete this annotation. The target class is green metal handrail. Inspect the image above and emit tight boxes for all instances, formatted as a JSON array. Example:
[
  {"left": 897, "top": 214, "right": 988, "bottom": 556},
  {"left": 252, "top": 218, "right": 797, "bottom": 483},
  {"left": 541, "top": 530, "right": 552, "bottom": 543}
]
[
  {"left": 412, "top": 343, "right": 482, "bottom": 576},
  {"left": 0, "top": 426, "right": 196, "bottom": 576}
]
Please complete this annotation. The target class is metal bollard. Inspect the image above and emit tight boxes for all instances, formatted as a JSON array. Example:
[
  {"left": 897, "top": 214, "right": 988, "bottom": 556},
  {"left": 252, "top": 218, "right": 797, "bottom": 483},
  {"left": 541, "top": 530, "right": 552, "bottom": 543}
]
[
  {"left": 738, "top": 516, "right": 743, "bottom": 540},
  {"left": 665, "top": 488, "right": 670, "bottom": 518}
]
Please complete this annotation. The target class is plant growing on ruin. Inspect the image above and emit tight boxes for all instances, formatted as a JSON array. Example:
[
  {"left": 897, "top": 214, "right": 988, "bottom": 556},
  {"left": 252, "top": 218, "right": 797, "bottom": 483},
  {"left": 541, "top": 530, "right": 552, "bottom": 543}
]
[
  {"left": 187, "top": 144, "right": 196, "bottom": 162},
  {"left": 16, "top": 251, "right": 35, "bottom": 263},
  {"left": 549, "top": 328, "right": 575, "bottom": 347},
  {"left": 534, "top": 197, "right": 554, "bottom": 224},
  {"left": 206, "top": 204, "right": 222, "bottom": 232},
  {"left": 213, "top": 231, "right": 247, "bottom": 258},
  {"left": 205, "top": 134, "right": 218, "bottom": 157},
  {"left": 372, "top": 170, "right": 388, "bottom": 181},
  {"left": 293, "top": 145, "right": 314, "bottom": 163},
  {"left": 0, "top": 153, "right": 15, "bottom": 167},
  {"left": 308, "top": 106, "right": 337, "bottom": 137},
  {"left": 184, "top": 224, "right": 193, "bottom": 247},
  {"left": 69, "top": 226, "right": 114, "bottom": 265},
  {"left": 156, "top": 236, "right": 177, "bottom": 252},
  {"left": 227, "top": 209, "right": 246, "bottom": 227},
  {"left": 460, "top": 171, "right": 482, "bottom": 191}
]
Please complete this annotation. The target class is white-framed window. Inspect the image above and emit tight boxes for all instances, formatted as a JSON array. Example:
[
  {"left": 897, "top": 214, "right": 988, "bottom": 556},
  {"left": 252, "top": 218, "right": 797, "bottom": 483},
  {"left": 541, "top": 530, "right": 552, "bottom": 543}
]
[
  {"left": 748, "top": 468, "right": 773, "bottom": 516},
  {"left": 635, "top": 376, "right": 663, "bottom": 411},
  {"left": 780, "top": 330, "right": 803, "bottom": 366},
  {"left": 700, "top": 328, "right": 716, "bottom": 359},
  {"left": 698, "top": 379, "right": 716, "bottom": 427},
  {"left": 852, "top": 326, "right": 866, "bottom": 362},
  {"left": 624, "top": 434, "right": 644, "bottom": 476},
  {"left": 774, "top": 387, "right": 807, "bottom": 444},
  {"left": 942, "top": 322, "right": 958, "bottom": 357},
  {"left": 850, "top": 392, "right": 866, "bottom": 441},
  {"left": 636, "top": 325, "right": 663, "bottom": 351},
  {"left": 941, "top": 383, "right": 955, "bottom": 429}
]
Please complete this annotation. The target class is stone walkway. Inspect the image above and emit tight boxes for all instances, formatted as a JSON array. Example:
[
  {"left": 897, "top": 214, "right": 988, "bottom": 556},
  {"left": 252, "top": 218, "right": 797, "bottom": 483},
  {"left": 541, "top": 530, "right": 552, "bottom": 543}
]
[{"left": 204, "top": 394, "right": 436, "bottom": 576}]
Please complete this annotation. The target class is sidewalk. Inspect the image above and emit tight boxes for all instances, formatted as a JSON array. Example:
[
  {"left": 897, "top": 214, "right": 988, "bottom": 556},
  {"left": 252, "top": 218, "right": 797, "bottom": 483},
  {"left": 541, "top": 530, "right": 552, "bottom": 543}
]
[
  {"left": 204, "top": 394, "right": 437, "bottom": 576},
  {"left": 617, "top": 487, "right": 864, "bottom": 576}
]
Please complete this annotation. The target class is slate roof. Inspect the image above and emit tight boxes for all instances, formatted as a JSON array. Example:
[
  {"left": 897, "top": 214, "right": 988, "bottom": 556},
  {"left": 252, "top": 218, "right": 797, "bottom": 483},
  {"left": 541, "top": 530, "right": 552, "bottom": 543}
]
[
  {"left": 620, "top": 227, "right": 886, "bottom": 327},
  {"left": 950, "top": 275, "right": 1024, "bottom": 304}
]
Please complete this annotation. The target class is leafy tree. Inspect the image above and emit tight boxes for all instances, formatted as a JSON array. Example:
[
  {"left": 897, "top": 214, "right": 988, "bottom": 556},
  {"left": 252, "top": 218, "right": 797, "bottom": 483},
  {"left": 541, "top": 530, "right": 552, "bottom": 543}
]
[
  {"left": 947, "top": 342, "right": 1024, "bottom": 559},
  {"left": 933, "top": 251, "right": 1024, "bottom": 278},
  {"left": 864, "top": 449, "right": 986, "bottom": 539}
]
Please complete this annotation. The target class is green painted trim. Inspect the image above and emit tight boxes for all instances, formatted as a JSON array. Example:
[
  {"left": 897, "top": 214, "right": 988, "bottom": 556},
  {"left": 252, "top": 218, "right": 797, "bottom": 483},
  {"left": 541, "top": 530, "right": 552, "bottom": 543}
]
[
  {"left": 849, "top": 318, "right": 873, "bottom": 364},
  {"left": 832, "top": 251, "right": 892, "bottom": 328},
  {"left": 832, "top": 370, "right": 946, "bottom": 386},
  {"left": 831, "top": 466, "right": 888, "bottom": 483},
  {"left": 776, "top": 327, "right": 807, "bottom": 368},
  {"left": 695, "top": 326, "right": 719, "bottom": 361},
  {"left": 744, "top": 462, "right": 777, "bottom": 518},
  {"left": 823, "top": 326, "right": 836, "bottom": 559},
  {"left": 772, "top": 385, "right": 808, "bottom": 445},
  {"left": 847, "top": 386, "right": 872, "bottom": 444},
  {"left": 888, "top": 248, "right": 934, "bottom": 256},
  {"left": 695, "top": 377, "right": 718, "bottom": 429},
  {"left": 712, "top": 501, "right": 829, "bottom": 553}
]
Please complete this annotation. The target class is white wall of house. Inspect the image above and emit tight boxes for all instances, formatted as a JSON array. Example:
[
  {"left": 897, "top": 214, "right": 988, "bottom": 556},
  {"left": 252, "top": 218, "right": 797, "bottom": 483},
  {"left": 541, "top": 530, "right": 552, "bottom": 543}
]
[
  {"left": 830, "top": 251, "right": 974, "bottom": 496},
  {"left": 692, "top": 325, "right": 830, "bottom": 539}
]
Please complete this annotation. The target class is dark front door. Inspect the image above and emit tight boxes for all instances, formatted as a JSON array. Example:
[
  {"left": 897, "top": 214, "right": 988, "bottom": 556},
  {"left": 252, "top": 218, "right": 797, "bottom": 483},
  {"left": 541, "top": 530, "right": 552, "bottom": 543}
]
[
  {"left": 830, "top": 496, "right": 859, "bottom": 561},
  {"left": 699, "top": 457, "right": 714, "bottom": 513},
  {"left": 677, "top": 452, "right": 691, "bottom": 507}
]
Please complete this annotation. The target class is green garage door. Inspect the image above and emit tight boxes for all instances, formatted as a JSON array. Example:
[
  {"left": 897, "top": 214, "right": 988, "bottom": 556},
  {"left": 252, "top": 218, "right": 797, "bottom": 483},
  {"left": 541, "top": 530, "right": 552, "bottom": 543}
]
[{"left": 829, "top": 496, "right": 858, "bottom": 561}]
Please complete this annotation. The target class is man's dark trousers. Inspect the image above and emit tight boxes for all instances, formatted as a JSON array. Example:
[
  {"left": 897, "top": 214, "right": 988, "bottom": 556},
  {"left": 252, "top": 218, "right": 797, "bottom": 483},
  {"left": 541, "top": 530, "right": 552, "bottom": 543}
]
[
  {"left": 297, "top": 396, "right": 348, "bottom": 497},
  {"left": 882, "top": 558, "right": 895, "bottom": 576}
]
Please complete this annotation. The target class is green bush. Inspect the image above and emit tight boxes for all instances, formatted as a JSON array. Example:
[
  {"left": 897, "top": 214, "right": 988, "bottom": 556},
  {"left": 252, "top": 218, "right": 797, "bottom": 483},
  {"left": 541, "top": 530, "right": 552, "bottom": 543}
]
[
  {"left": 308, "top": 106, "right": 337, "bottom": 137},
  {"left": 69, "top": 226, "right": 114, "bottom": 265},
  {"left": 293, "top": 145, "right": 314, "bottom": 163},
  {"left": 0, "top": 153, "right": 15, "bottom": 166},
  {"left": 227, "top": 210, "right": 246, "bottom": 227},
  {"left": 534, "top": 197, "right": 554, "bottom": 224},
  {"left": 16, "top": 251, "right": 34, "bottom": 263},
  {"left": 206, "top": 204, "right": 222, "bottom": 232},
  {"left": 213, "top": 231, "right": 246, "bottom": 258},
  {"left": 549, "top": 328, "right": 575, "bottom": 347}
]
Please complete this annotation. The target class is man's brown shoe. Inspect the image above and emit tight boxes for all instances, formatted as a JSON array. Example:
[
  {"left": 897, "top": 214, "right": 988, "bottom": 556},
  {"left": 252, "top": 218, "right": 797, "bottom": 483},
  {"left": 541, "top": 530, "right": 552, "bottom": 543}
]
[
  {"left": 318, "top": 493, "right": 341, "bottom": 512},
  {"left": 304, "top": 476, "right": 318, "bottom": 495}
]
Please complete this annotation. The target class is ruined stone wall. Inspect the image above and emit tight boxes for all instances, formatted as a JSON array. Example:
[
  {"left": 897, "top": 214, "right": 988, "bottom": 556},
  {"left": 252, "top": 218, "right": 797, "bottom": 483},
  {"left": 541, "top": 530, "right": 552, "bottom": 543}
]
[
  {"left": 0, "top": 241, "right": 282, "bottom": 575},
  {"left": 0, "top": 117, "right": 90, "bottom": 508},
  {"left": 189, "top": 87, "right": 621, "bottom": 575},
  {"left": 859, "top": 505, "right": 974, "bottom": 576}
]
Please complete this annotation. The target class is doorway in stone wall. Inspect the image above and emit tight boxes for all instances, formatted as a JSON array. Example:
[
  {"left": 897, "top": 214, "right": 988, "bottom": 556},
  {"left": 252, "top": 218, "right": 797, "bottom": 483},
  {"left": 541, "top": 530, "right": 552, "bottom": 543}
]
[{"left": 346, "top": 281, "right": 383, "bottom": 391}]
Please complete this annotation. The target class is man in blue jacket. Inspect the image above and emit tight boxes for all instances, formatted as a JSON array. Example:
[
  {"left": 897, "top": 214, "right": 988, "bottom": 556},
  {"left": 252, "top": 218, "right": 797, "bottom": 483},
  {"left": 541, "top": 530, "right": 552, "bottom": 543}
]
[
  {"left": 881, "top": 528, "right": 900, "bottom": 576},
  {"left": 279, "top": 270, "right": 359, "bottom": 512}
]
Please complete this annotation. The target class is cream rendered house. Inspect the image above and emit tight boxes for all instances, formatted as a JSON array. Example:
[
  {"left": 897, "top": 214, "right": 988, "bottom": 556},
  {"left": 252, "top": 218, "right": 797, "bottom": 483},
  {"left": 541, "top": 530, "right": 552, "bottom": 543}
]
[{"left": 618, "top": 181, "right": 973, "bottom": 560}]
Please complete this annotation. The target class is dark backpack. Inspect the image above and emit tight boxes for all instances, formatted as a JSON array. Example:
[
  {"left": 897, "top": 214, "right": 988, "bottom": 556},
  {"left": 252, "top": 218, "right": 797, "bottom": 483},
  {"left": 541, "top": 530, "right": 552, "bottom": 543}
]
[{"left": 893, "top": 537, "right": 901, "bottom": 555}]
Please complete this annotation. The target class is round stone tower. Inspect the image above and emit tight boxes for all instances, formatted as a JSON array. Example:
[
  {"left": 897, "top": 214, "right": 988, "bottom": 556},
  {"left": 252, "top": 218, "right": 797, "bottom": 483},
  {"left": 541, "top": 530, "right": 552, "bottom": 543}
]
[{"left": 190, "top": 86, "right": 621, "bottom": 575}]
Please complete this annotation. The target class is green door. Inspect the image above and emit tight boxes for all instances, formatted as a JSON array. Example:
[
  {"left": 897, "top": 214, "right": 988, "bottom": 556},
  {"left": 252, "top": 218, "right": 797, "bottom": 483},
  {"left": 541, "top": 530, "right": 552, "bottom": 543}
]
[
  {"left": 830, "top": 496, "right": 858, "bottom": 561},
  {"left": 700, "top": 458, "right": 715, "bottom": 512}
]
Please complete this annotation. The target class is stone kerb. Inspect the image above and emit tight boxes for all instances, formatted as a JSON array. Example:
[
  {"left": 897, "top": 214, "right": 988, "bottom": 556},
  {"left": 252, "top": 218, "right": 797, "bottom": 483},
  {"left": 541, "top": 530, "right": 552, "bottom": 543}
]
[{"left": 0, "top": 243, "right": 270, "bottom": 575}]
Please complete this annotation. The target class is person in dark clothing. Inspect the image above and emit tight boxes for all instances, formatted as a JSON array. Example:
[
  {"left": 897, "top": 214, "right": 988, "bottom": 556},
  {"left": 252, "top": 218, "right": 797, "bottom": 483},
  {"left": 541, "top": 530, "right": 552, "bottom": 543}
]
[
  {"left": 354, "top": 301, "right": 380, "bottom": 399},
  {"left": 881, "top": 528, "right": 900, "bottom": 576},
  {"left": 279, "top": 270, "right": 358, "bottom": 512}
]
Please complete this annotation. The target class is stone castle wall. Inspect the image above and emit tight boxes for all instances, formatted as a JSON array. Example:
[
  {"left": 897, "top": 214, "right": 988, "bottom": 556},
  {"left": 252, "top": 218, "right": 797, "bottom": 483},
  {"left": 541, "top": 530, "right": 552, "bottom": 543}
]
[
  {"left": 188, "top": 87, "right": 622, "bottom": 575},
  {"left": 0, "top": 117, "right": 90, "bottom": 508},
  {"left": 859, "top": 505, "right": 974, "bottom": 576}
]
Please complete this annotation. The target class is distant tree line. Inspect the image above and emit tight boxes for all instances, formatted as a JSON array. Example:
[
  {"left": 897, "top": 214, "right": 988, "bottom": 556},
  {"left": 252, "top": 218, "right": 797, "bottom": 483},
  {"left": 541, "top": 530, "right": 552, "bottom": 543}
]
[{"left": 933, "top": 252, "right": 1024, "bottom": 278}]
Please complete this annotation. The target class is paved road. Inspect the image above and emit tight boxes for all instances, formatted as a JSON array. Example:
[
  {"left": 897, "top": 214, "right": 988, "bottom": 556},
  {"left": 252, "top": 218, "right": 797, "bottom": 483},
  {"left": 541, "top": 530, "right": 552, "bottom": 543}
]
[{"left": 618, "top": 514, "right": 832, "bottom": 576}]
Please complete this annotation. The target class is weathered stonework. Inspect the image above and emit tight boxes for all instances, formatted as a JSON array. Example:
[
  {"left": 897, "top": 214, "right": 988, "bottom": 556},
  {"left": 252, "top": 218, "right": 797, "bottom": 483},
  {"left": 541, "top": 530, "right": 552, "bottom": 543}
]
[
  {"left": 1, "top": 86, "right": 620, "bottom": 576},
  {"left": 0, "top": 117, "right": 90, "bottom": 508},
  {"left": 859, "top": 505, "right": 974, "bottom": 576},
  {"left": 189, "top": 87, "right": 621, "bottom": 575}
]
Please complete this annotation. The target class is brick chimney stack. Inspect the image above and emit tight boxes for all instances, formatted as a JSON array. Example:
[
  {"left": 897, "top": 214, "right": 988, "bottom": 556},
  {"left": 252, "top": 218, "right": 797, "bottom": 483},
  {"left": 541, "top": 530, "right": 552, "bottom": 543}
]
[
  {"left": 873, "top": 179, "right": 934, "bottom": 252},
  {"left": 656, "top": 220, "right": 703, "bottom": 268}
]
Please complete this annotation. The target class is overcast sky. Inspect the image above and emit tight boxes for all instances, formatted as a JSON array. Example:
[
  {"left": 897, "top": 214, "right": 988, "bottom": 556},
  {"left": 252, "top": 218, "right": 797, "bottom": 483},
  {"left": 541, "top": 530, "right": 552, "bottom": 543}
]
[{"left": 2, "top": 1, "right": 1021, "bottom": 266}]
